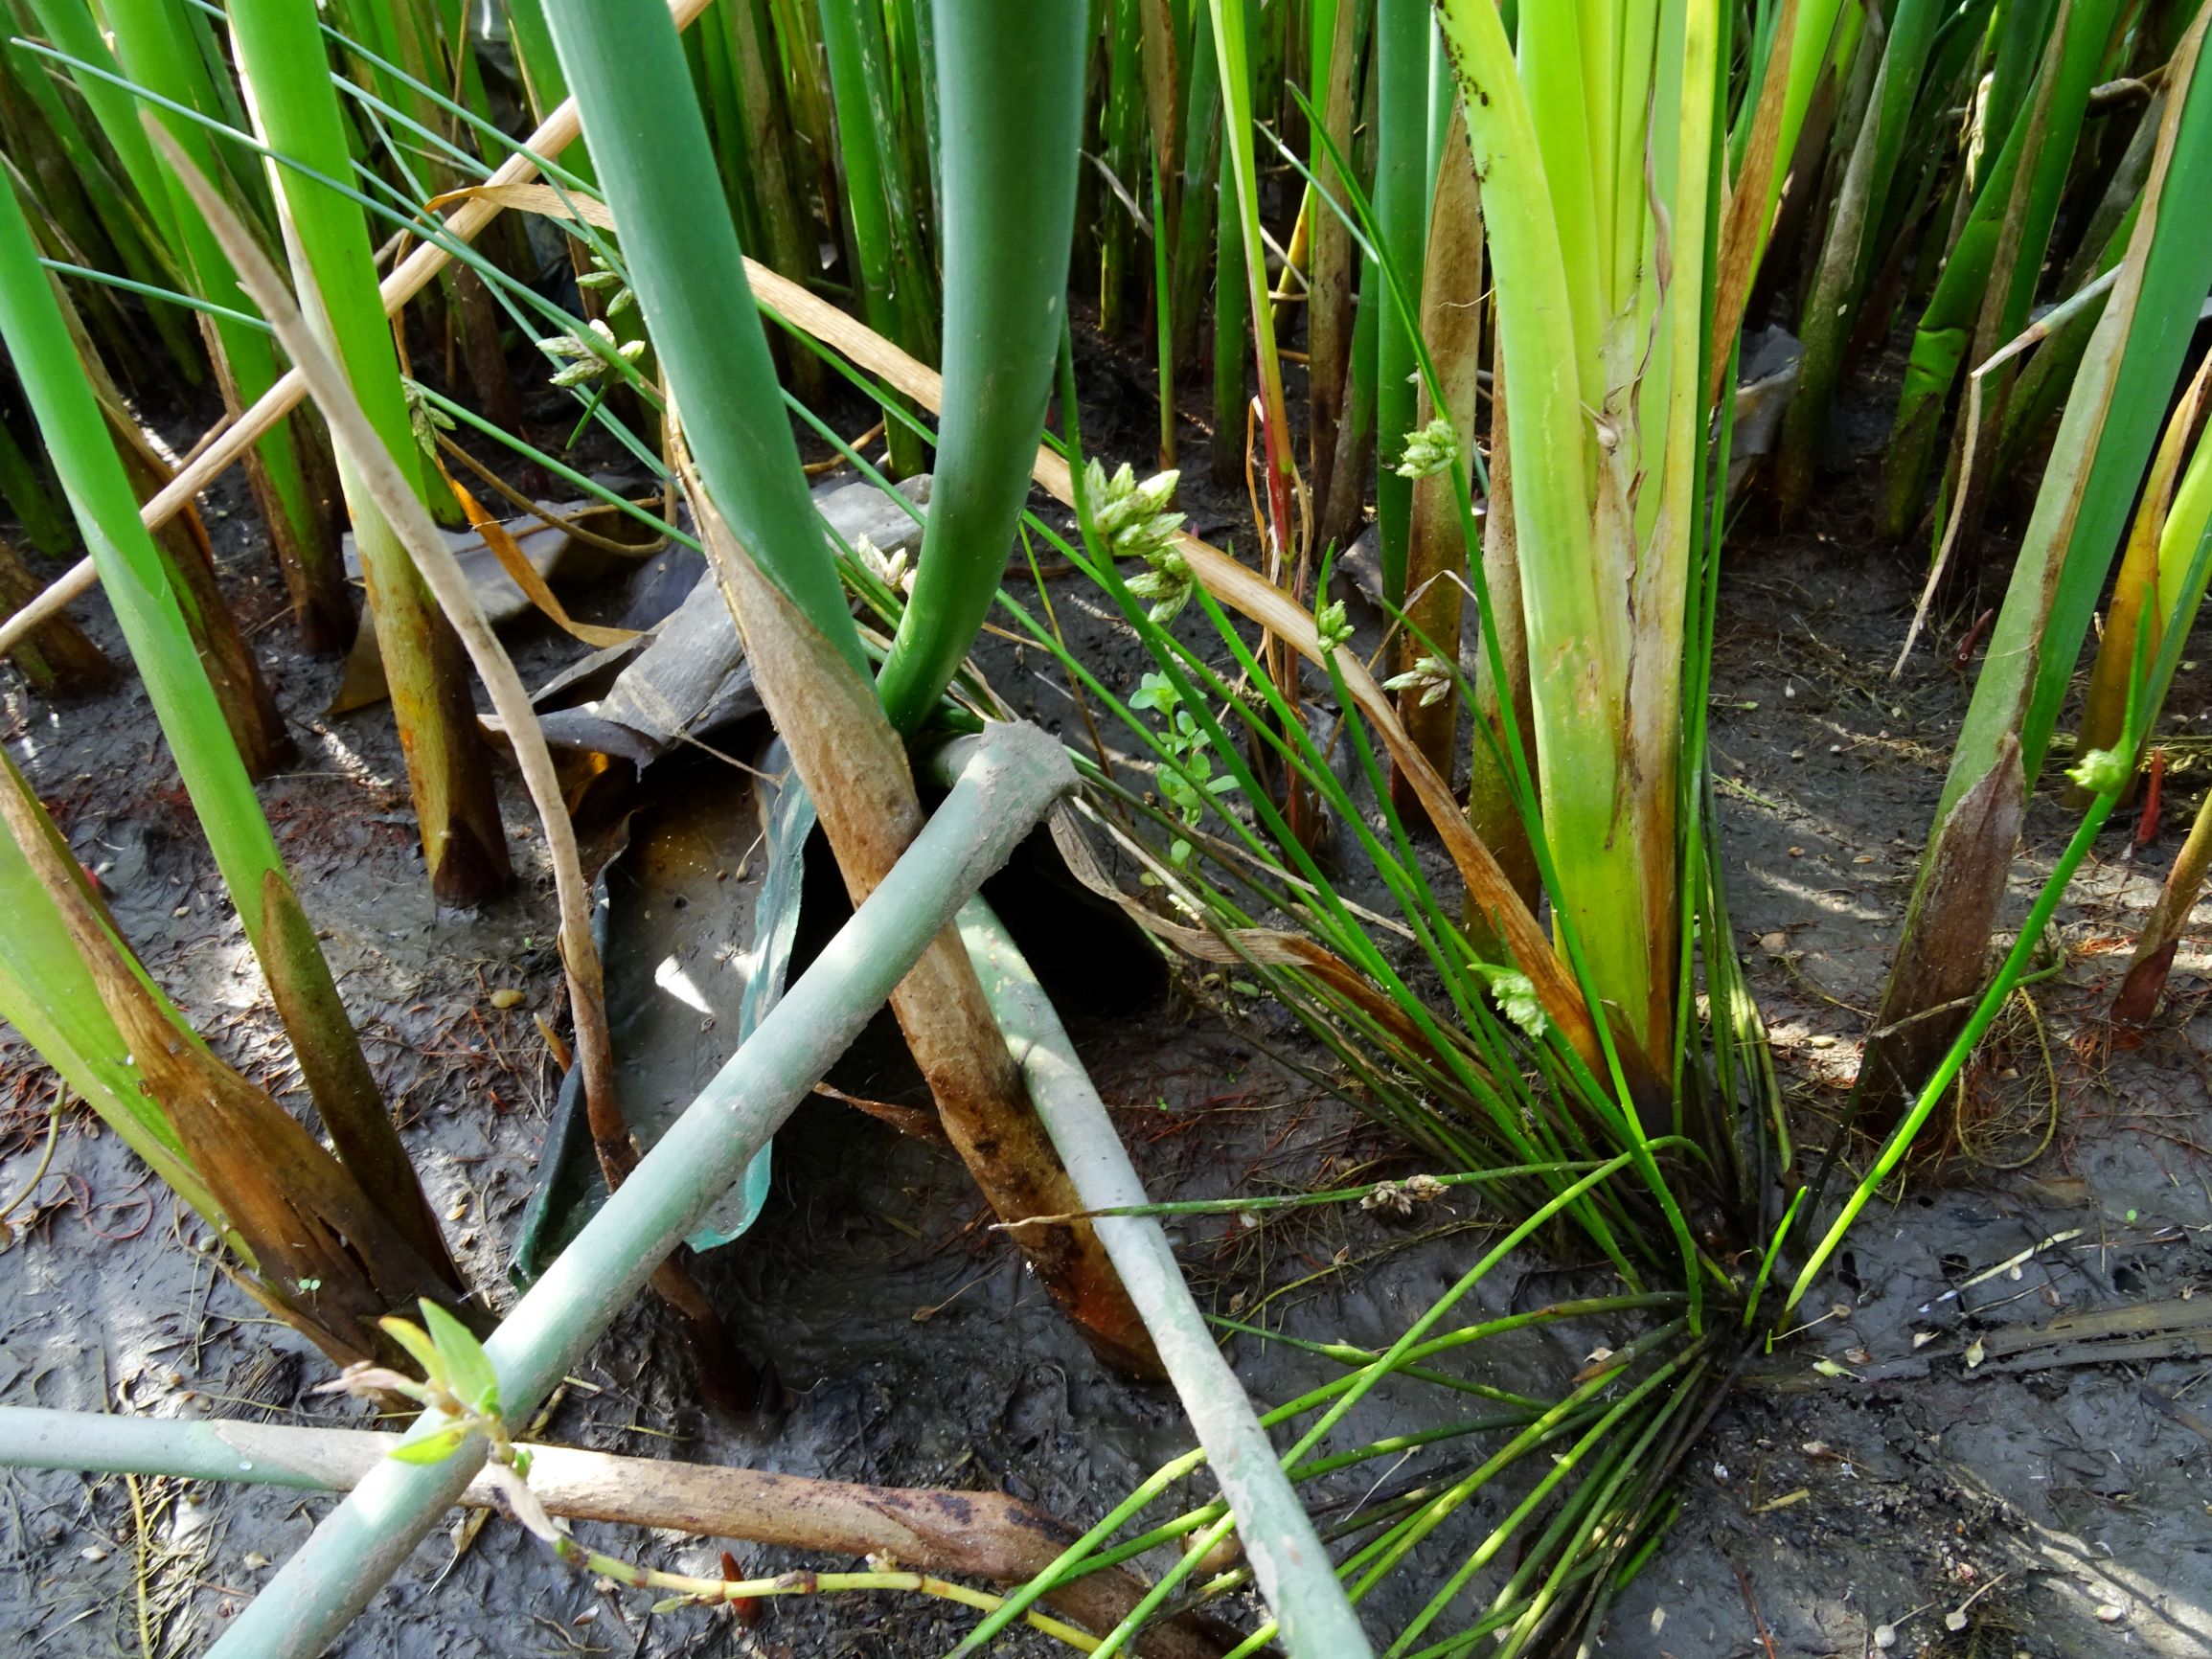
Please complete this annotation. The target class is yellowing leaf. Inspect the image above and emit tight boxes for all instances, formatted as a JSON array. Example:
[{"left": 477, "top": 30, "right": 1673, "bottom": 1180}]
[{"left": 388, "top": 1422, "right": 473, "bottom": 1465}]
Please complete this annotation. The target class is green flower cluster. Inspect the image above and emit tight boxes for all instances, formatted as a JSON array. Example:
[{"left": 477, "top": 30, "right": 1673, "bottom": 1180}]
[{"left": 1087, "top": 460, "right": 1192, "bottom": 623}]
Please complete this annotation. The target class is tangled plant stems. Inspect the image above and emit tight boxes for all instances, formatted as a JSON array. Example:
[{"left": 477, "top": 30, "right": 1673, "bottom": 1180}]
[{"left": 323, "top": 1306, "right": 1102, "bottom": 1649}]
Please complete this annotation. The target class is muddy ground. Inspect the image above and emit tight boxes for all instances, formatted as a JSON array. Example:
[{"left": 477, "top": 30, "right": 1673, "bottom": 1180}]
[{"left": 1, "top": 325, "right": 2208, "bottom": 1659}]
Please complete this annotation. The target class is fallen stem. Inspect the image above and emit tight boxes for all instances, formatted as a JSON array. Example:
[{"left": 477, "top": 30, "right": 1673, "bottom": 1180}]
[
  {"left": 548, "top": 1547, "right": 1099, "bottom": 1651},
  {"left": 991, "top": 1161, "right": 1603, "bottom": 1229}
]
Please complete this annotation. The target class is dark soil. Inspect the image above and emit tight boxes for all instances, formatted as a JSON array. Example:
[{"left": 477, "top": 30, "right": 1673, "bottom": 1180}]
[{"left": 0, "top": 320, "right": 2208, "bottom": 1659}]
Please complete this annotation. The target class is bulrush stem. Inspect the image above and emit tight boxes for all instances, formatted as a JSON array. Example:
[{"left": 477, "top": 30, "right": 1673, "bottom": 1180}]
[
  {"left": 107, "top": 420, "right": 293, "bottom": 781},
  {"left": 1862, "top": 15, "right": 2212, "bottom": 1111},
  {"left": 1370, "top": 0, "right": 1425, "bottom": 604},
  {"left": 1462, "top": 345, "right": 1540, "bottom": 917},
  {"left": 1303, "top": 0, "right": 1359, "bottom": 540},
  {"left": 1390, "top": 103, "right": 1478, "bottom": 825},
  {"left": 1207, "top": 0, "right": 1320, "bottom": 854}
]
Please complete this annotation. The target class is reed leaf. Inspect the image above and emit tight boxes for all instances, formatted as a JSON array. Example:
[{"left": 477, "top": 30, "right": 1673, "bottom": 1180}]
[
  {"left": 1876, "top": 0, "right": 2119, "bottom": 537},
  {"left": 41, "top": 0, "right": 352, "bottom": 647}
]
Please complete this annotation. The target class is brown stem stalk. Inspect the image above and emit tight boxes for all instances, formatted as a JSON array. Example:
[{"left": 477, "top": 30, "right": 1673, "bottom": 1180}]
[
  {"left": 2113, "top": 783, "right": 2212, "bottom": 1025},
  {"left": 0, "top": 534, "right": 110, "bottom": 693},
  {"left": 1390, "top": 104, "right": 1479, "bottom": 824},
  {"left": 678, "top": 441, "right": 1159, "bottom": 1379}
]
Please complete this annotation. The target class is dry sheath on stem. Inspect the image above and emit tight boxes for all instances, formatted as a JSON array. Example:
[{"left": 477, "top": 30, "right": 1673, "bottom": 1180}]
[
  {"left": 682, "top": 444, "right": 1160, "bottom": 1378},
  {"left": 2113, "top": 783, "right": 2212, "bottom": 1025},
  {"left": 0, "top": 751, "right": 459, "bottom": 1362},
  {"left": 1389, "top": 102, "right": 1479, "bottom": 825},
  {"left": 2071, "top": 349, "right": 2212, "bottom": 795},
  {"left": 0, "top": 534, "right": 109, "bottom": 693}
]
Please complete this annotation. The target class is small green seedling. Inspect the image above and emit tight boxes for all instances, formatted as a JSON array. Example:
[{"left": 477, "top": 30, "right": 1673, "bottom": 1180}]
[{"left": 317, "top": 1300, "right": 549, "bottom": 1534}]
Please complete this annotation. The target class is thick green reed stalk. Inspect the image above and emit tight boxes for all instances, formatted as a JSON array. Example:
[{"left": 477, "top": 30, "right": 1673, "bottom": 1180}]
[
  {"left": 819, "top": 0, "right": 937, "bottom": 476},
  {"left": 226, "top": 0, "right": 510, "bottom": 903},
  {"left": 1774, "top": 0, "right": 1942, "bottom": 520},
  {"left": 1169, "top": 0, "right": 1222, "bottom": 380},
  {"left": 34, "top": 0, "right": 352, "bottom": 649},
  {"left": 1304, "top": 0, "right": 1361, "bottom": 539},
  {"left": 1429, "top": 0, "right": 1724, "bottom": 1071},
  {"left": 1210, "top": 70, "right": 1249, "bottom": 489},
  {"left": 1100, "top": 0, "right": 1146, "bottom": 336},
  {"left": 0, "top": 169, "right": 459, "bottom": 1285},
  {"left": 874, "top": 0, "right": 1086, "bottom": 731},
  {"left": 1208, "top": 0, "right": 1293, "bottom": 557},
  {"left": 718, "top": 0, "right": 824, "bottom": 398},
  {"left": 1943, "top": 0, "right": 2128, "bottom": 552},
  {"left": 336, "top": 0, "right": 519, "bottom": 431}
]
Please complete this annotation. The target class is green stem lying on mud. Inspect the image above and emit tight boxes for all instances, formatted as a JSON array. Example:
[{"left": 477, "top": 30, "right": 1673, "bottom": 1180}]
[{"left": 555, "top": 1549, "right": 1099, "bottom": 1650}]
